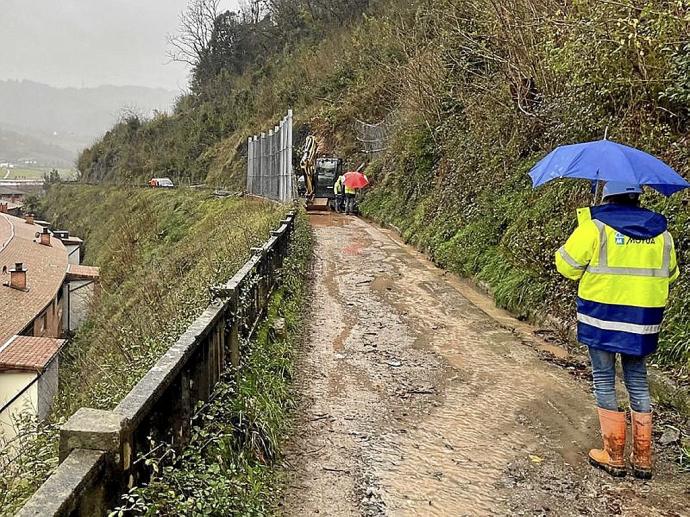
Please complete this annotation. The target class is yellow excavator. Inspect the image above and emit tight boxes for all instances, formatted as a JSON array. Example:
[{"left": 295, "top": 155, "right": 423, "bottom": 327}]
[
  {"left": 300, "top": 136, "right": 318, "bottom": 199},
  {"left": 299, "top": 136, "right": 343, "bottom": 211}
]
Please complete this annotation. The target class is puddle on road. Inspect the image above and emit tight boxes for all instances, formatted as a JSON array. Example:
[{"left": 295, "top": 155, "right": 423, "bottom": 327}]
[
  {"left": 370, "top": 275, "right": 396, "bottom": 293},
  {"left": 308, "top": 212, "right": 347, "bottom": 227}
]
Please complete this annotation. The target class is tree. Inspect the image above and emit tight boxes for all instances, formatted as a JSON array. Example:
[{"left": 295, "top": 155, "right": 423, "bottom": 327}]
[
  {"left": 240, "top": 0, "right": 268, "bottom": 24},
  {"left": 167, "top": 0, "right": 222, "bottom": 68},
  {"left": 43, "top": 169, "right": 61, "bottom": 185}
]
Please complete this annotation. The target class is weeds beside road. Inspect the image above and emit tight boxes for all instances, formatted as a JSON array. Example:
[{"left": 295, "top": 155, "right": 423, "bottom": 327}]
[{"left": 111, "top": 211, "right": 313, "bottom": 515}]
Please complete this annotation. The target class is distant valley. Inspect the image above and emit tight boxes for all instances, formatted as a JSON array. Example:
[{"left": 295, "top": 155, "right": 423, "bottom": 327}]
[{"left": 0, "top": 80, "right": 177, "bottom": 169}]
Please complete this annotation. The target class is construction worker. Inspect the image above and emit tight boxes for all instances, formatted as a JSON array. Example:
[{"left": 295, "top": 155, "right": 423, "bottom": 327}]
[
  {"left": 334, "top": 174, "right": 345, "bottom": 213},
  {"left": 344, "top": 180, "right": 356, "bottom": 215},
  {"left": 555, "top": 182, "right": 679, "bottom": 479}
]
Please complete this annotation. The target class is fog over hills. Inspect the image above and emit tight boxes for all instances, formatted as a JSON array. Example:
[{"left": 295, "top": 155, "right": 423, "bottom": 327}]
[
  {"left": 0, "top": 80, "right": 178, "bottom": 166},
  {"left": 0, "top": 127, "right": 75, "bottom": 167}
]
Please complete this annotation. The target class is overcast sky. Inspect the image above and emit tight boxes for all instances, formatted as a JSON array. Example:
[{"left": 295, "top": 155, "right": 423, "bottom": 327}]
[{"left": 0, "top": 0, "right": 240, "bottom": 91}]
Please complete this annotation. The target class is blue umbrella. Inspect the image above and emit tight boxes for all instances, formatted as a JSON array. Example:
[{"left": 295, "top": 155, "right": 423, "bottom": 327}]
[{"left": 529, "top": 139, "right": 690, "bottom": 196}]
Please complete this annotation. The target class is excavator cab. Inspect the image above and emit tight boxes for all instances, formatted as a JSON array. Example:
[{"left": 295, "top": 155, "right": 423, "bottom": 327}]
[{"left": 305, "top": 157, "right": 343, "bottom": 211}]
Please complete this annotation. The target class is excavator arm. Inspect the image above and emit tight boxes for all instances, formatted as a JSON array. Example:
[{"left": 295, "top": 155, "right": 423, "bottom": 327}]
[{"left": 300, "top": 136, "right": 318, "bottom": 198}]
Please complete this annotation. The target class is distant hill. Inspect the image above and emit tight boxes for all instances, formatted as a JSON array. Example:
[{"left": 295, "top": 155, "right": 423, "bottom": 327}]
[
  {"left": 0, "top": 80, "right": 178, "bottom": 165},
  {"left": 0, "top": 127, "right": 74, "bottom": 166}
]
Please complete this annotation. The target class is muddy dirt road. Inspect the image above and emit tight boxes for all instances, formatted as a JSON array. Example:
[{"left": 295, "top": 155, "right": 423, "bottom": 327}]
[{"left": 282, "top": 213, "right": 689, "bottom": 516}]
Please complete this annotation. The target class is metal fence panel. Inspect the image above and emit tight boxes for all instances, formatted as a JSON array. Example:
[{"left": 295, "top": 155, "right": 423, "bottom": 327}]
[
  {"left": 355, "top": 113, "right": 396, "bottom": 159},
  {"left": 246, "top": 110, "right": 294, "bottom": 202}
]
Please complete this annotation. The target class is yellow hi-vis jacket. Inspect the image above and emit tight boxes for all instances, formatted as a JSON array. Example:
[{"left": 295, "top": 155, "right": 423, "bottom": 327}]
[
  {"left": 334, "top": 175, "right": 344, "bottom": 195},
  {"left": 555, "top": 206, "right": 679, "bottom": 356}
]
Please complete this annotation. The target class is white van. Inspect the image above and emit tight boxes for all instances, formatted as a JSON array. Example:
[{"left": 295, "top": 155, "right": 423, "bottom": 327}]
[{"left": 149, "top": 177, "right": 175, "bottom": 188}]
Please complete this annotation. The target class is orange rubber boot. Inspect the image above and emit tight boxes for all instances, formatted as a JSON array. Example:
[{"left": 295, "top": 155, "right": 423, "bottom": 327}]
[
  {"left": 589, "top": 408, "right": 627, "bottom": 477},
  {"left": 630, "top": 410, "right": 653, "bottom": 479}
]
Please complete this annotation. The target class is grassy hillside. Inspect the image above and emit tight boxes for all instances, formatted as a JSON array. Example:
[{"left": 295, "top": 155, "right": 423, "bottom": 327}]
[
  {"left": 45, "top": 186, "right": 286, "bottom": 414},
  {"left": 0, "top": 185, "right": 286, "bottom": 515},
  {"left": 112, "top": 215, "right": 313, "bottom": 515},
  {"left": 77, "top": 0, "right": 690, "bottom": 371}
]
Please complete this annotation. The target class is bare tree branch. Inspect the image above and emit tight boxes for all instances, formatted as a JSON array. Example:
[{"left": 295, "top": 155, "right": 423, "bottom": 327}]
[{"left": 167, "top": 0, "right": 221, "bottom": 68}]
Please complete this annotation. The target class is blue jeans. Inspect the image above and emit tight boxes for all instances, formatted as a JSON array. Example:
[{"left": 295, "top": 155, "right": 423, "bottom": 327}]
[
  {"left": 335, "top": 194, "right": 344, "bottom": 212},
  {"left": 589, "top": 348, "right": 651, "bottom": 413},
  {"left": 345, "top": 193, "right": 356, "bottom": 214}
]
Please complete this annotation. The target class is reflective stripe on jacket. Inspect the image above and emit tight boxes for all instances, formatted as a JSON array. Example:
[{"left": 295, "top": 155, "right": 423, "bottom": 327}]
[{"left": 555, "top": 207, "right": 679, "bottom": 356}]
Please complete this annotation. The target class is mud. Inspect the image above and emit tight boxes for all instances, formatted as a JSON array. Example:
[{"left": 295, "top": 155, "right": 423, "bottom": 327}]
[{"left": 281, "top": 213, "right": 690, "bottom": 516}]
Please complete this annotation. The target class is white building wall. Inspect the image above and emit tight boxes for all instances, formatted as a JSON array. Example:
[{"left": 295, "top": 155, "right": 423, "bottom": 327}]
[
  {"left": 65, "top": 244, "right": 81, "bottom": 265},
  {"left": 65, "top": 280, "right": 95, "bottom": 331},
  {"left": 0, "top": 371, "right": 38, "bottom": 442}
]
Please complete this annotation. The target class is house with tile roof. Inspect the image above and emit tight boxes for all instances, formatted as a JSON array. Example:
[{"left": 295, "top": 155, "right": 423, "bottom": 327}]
[
  {"left": 0, "top": 201, "right": 23, "bottom": 217},
  {"left": 0, "top": 212, "right": 99, "bottom": 440},
  {"left": 0, "top": 185, "right": 26, "bottom": 204}
]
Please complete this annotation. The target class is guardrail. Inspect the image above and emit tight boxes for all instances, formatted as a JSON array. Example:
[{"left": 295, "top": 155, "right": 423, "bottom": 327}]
[{"left": 18, "top": 211, "right": 297, "bottom": 517}]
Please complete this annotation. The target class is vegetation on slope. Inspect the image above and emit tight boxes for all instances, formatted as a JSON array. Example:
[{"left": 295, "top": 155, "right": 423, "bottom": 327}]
[
  {"left": 0, "top": 185, "right": 285, "bottom": 515},
  {"left": 112, "top": 214, "right": 313, "bottom": 516},
  {"left": 78, "top": 0, "right": 690, "bottom": 372}
]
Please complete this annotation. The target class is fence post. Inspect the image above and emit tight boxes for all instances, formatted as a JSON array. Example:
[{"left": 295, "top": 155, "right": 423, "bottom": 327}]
[
  {"left": 268, "top": 131, "right": 273, "bottom": 200},
  {"left": 274, "top": 127, "right": 279, "bottom": 201},
  {"left": 260, "top": 133, "right": 266, "bottom": 199},
  {"left": 270, "top": 128, "right": 275, "bottom": 201},
  {"left": 267, "top": 129, "right": 273, "bottom": 201},
  {"left": 278, "top": 119, "right": 283, "bottom": 202},
  {"left": 226, "top": 291, "right": 240, "bottom": 368},
  {"left": 247, "top": 137, "right": 254, "bottom": 194},
  {"left": 281, "top": 115, "right": 291, "bottom": 202},
  {"left": 272, "top": 126, "right": 276, "bottom": 201},
  {"left": 273, "top": 128, "right": 279, "bottom": 201},
  {"left": 253, "top": 135, "right": 259, "bottom": 196},
  {"left": 287, "top": 109, "right": 294, "bottom": 200}
]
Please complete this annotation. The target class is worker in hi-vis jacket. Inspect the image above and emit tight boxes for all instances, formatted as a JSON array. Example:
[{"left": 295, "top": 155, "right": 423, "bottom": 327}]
[
  {"left": 334, "top": 174, "right": 345, "bottom": 213},
  {"left": 556, "top": 181, "right": 679, "bottom": 480}
]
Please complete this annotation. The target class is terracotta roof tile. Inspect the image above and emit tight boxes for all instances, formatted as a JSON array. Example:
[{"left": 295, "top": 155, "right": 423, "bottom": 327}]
[
  {"left": 0, "top": 335, "right": 65, "bottom": 372},
  {"left": 0, "top": 201, "right": 22, "bottom": 211},
  {"left": 60, "top": 236, "right": 83, "bottom": 245},
  {"left": 66, "top": 264, "right": 100, "bottom": 281},
  {"left": 0, "top": 214, "right": 68, "bottom": 344}
]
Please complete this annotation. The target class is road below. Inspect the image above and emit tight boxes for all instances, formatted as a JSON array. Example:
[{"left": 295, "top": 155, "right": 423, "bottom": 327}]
[{"left": 281, "top": 213, "right": 689, "bottom": 516}]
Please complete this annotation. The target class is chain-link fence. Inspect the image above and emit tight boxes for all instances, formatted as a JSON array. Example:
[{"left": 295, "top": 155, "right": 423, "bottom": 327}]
[
  {"left": 355, "top": 113, "right": 396, "bottom": 158},
  {"left": 247, "top": 110, "right": 294, "bottom": 202}
]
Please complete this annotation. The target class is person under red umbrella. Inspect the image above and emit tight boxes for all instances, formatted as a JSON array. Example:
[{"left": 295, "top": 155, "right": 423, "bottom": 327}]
[{"left": 342, "top": 170, "right": 369, "bottom": 215}]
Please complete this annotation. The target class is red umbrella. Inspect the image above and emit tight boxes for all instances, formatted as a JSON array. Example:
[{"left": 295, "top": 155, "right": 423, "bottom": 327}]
[{"left": 344, "top": 171, "right": 369, "bottom": 189}]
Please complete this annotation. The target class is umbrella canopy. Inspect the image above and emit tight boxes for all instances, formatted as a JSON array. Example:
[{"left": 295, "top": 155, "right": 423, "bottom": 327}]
[
  {"left": 344, "top": 171, "right": 369, "bottom": 189},
  {"left": 529, "top": 139, "right": 690, "bottom": 196}
]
